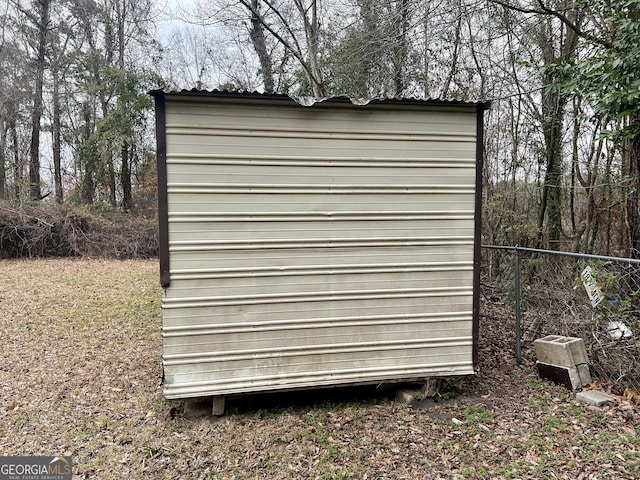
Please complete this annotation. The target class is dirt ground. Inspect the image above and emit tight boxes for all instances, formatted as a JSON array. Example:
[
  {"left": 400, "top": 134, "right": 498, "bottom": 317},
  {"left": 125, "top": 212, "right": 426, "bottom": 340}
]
[{"left": 0, "top": 258, "right": 638, "bottom": 479}]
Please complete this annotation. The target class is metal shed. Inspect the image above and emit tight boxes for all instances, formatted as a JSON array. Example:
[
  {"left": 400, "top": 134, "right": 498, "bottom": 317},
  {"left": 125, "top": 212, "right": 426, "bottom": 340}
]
[{"left": 152, "top": 90, "right": 487, "bottom": 401}]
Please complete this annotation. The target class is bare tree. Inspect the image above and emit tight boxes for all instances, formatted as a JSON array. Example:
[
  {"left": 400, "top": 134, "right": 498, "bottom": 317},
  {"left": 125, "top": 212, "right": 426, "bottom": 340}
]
[{"left": 28, "top": 0, "right": 51, "bottom": 201}]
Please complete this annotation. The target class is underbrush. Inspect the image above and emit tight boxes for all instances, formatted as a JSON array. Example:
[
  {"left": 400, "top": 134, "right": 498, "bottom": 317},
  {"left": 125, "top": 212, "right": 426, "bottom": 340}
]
[{"left": 0, "top": 201, "right": 158, "bottom": 259}]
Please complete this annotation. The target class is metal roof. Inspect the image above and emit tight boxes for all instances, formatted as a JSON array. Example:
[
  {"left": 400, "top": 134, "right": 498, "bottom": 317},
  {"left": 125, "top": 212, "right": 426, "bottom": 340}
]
[{"left": 149, "top": 88, "right": 491, "bottom": 109}]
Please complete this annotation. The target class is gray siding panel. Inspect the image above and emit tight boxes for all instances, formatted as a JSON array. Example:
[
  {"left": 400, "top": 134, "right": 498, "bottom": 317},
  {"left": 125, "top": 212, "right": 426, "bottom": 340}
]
[{"left": 159, "top": 94, "right": 481, "bottom": 399}]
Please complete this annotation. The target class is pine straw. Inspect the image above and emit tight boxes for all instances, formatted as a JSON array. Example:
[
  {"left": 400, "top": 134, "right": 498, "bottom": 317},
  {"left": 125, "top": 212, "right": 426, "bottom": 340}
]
[{"left": 0, "top": 259, "right": 639, "bottom": 479}]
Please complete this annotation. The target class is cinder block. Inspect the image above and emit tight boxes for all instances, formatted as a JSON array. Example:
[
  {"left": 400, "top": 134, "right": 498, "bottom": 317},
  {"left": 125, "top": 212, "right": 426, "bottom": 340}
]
[
  {"left": 577, "top": 363, "right": 592, "bottom": 386},
  {"left": 536, "top": 361, "right": 590, "bottom": 390},
  {"left": 576, "top": 390, "right": 615, "bottom": 406},
  {"left": 395, "top": 389, "right": 423, "bottom": 404},
  {"left": 533, "top": 335, "right": 589, "bottom": 367}
]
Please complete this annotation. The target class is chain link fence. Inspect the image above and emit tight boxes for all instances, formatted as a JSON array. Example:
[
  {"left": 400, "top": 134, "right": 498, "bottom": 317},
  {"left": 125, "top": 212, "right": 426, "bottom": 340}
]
[{"left": 481, "top": 245, "right": 640, "bottom": 392}]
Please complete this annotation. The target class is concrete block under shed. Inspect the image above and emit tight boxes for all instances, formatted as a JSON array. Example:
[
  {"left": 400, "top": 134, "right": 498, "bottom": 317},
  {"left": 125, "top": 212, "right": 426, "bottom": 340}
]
[
  {"left": 395, "top": 379, "right": 441, "bottom": 404},
  {"left": 536, "top": 361, "right": 591, "bottom": 390},
  {"left": 183, "top": 398, "right": 212, "bottom": 418},
  {"left": 395, "top": 389, "right": 423, "bottom": 404},
  {"left": 533, "top": 335, "right": 589, "bottom": 367},
  {"left": 183, "top": 397, "right": 226, "bottom": 417}
]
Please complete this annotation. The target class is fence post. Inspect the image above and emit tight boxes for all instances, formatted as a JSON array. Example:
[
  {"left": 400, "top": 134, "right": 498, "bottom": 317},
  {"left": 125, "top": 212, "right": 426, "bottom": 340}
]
[
  {"left": 514, "top": 247, "right": 522, "bottom": 365},
  {"left": 482, "top": 244, "right": 640, "bottom": 383}
]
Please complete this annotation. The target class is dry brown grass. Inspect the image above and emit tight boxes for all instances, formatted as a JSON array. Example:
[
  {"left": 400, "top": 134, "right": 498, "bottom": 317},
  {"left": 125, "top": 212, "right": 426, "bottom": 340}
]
[
  {"left": 0, "top": 259, "right": 162, "bottom": 477},
  {"left": 1, "top": 259, "right": 639, "bottom": 479}
]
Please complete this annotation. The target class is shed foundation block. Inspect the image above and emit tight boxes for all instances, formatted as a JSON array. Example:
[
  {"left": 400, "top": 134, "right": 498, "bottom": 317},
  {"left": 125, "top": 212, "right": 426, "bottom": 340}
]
[
  {"left": 184, "top": 398, "right": 213, "bottom": 418},
  {"left": 536, "top": 361, "right": 591, "bottom": 390},
  {"left": 576, "top": 390, "right": 615, "bottom": 406},
  {"left": 533, "top": 335, "right": 588, "bottom": 367}
]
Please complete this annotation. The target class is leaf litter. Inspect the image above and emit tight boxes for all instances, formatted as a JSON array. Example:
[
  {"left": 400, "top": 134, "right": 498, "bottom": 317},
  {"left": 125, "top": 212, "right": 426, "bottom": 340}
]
[{"left": 0, "top": 258, "right": 638, "bottom": 479}]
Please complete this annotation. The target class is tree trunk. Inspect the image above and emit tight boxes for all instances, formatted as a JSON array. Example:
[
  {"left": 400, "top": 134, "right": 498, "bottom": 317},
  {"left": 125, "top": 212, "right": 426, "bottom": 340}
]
[
  {"left": 604, "top": 148, "right": 614, "bottom": 255},
  {"left": 544, "top": 129, "right": 564, "bottom": 249},
  {"left": 108, "top": 154, "right": 116, "bottom": 207},
  {"left": 440, "top": 0, "right": 462, "bottom": 99},
  {"left": 299, "top": 0, "right": 324, "bottom": 96},
  {"left": 52, "top": 65, "right": 63, "bottom": 204},
  {"left": 29, "top": 0, "right": 50, "bottom": 201},
  {"left": 0, "top": 119, "right": 6, "bottom": 200},
  {"left": 121, "top": 142, "right": 132, "bottom": 211},
  {"left": 392, "top": 0, "right": 411, "bottom": 96},
  {"left": 627, "top": 118, "right": 640, "bottom": 258},
  {"left": 116, "top": 0, "right": 133, "bottom": 211},
  {"left": 117, "top": 0, "right": 125, "bottom": 70},
  {"left": 80, "top": 103, "right": 95, "bottom": 205},
  {"left": 535, "top": 13, "right": 580, "bottom": 250},
  {"left": 241, "top": 0, "right": 325, "bottom": 96},
  {"left": 249, "top": 0, "right": 275, "bottom": 92},
  {"left": 537, "top": 71, "right": 565, "bottom": 250},
  {"left": 9, "top": 120, "right": 21, "bottom": 200}
]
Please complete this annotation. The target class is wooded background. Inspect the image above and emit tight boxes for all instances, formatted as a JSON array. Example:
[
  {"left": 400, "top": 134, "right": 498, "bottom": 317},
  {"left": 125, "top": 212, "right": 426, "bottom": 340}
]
[{"left": 1, "top": 0, "right": 639, "bottom": 257}]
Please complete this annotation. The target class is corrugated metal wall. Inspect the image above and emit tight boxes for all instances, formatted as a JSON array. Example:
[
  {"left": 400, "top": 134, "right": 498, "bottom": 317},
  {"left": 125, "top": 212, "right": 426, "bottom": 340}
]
[{"left": 155, "top": 93, "right": 483, "bottom": 399}]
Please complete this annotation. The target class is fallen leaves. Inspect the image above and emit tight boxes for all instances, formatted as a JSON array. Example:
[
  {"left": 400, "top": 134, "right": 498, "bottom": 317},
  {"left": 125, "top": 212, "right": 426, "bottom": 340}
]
[
  {"left": 1, "top": 259, "right": 639, "bottom": 479},
  {"left": 583, "top": 378, "right": 640, "bottom": 406}
]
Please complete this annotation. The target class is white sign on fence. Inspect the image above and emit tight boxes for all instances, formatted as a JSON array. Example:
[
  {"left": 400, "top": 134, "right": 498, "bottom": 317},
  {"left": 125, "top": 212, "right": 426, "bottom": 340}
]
[{"left": 581, "top": 266, "right": 604, "bottom": 308}]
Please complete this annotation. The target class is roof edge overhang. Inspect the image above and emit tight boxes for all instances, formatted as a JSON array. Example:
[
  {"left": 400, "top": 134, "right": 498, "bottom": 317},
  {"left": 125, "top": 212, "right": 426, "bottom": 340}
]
[{"left": 149, "top": 88, "right": 492, "bottom": 110}]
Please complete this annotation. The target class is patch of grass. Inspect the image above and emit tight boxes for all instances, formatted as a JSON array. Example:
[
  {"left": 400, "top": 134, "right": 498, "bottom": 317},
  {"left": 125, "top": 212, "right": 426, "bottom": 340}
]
[
  {"left": 317, "top": 473, "right": 351, "bottom": 480},
  {"left": 494, "top": 460, "right": 537, "bottom": 479},
  {"left": 293, "top": 426, "right": 313, "bottom": 441},
  {"left": 525, "top": 377, "right": 550, "bottom": 389},
  {"left": 464, "top": 405, "right": 493, "bottom": 425},
  {"left": 250, "top": 408, "right": 271, "bottom": 420},
  {"left": 530, "top": 394, "right": 551, "bottom": 412},
  {"left": 76, "top": 417, "right": 112, "bottom": 442},
  {"left": 544, "top": 414, "right": 570, "bottom": 433},
  {"left": 139, "top": 444, "right": 179, "bottom": 459},
  {"left": 520, "top": 433, "right": 555, "bottom": 454},
  {"left": 565, "top": 402, "right": 586, "bottom": 419}
]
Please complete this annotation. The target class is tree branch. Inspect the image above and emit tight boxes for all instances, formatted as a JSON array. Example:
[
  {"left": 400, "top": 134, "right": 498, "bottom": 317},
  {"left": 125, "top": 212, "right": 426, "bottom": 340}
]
[
  {"left": 535, "top": 0, "right": 612, "bottom": 49},
  {"left": 259, "top": 0, "right": 306, "bottom": 57},
  {"left": 237, "top": 0, "right": 308, "bottom": 71},
  {"left": 488, "top": 0, "right": 613, "bottom": 49},
  {"left": 237, "top": 0, "right": 324, "bottom": 95}
]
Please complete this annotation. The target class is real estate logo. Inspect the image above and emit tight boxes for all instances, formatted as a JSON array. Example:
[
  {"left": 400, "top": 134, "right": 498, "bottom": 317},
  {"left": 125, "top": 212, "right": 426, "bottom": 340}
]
[{"left": 0, "top": 456, "right": 72, "bottom": 480}]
